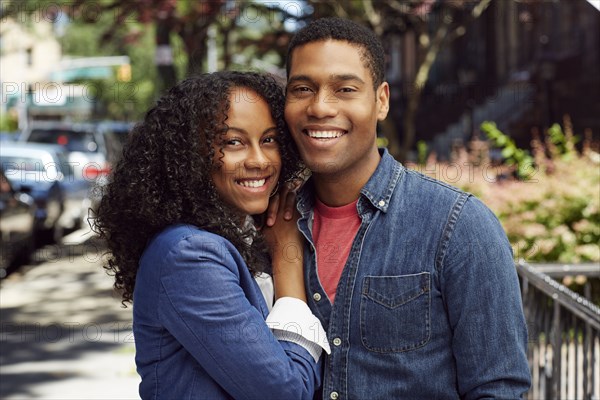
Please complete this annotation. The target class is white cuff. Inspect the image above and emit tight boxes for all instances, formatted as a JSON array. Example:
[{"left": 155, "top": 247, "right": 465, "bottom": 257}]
[{"left": 266, "top": 297, "right": 331, "bottom": 362}]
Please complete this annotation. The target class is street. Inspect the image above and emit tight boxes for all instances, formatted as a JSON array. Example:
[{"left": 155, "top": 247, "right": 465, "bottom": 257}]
[{"left": 0, "top": 232, "right": 140, "bottom": 399}]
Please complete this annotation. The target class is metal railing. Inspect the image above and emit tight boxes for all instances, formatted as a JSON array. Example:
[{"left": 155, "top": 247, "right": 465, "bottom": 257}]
[{"left": 517, "top": 261, "right": 600, "bottom": 399}]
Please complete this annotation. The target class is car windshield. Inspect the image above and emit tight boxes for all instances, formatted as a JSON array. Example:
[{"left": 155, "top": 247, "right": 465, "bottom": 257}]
[
  {"left": 102, "top": 129, "right": 129, "bottom": 163},
  {"left": 28, "top": 129, "right": 98, "bottom": 153},
  {"left": 1, "top": 156, "right": 46, "bottom": 172}
]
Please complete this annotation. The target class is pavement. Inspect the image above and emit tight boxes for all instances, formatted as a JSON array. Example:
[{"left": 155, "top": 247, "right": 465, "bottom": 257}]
[{"left": 0, "top": 233, "right": 140, "bottom": 399}]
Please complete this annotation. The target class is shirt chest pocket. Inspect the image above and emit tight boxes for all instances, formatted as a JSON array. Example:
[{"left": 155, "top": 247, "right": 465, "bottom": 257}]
[{"left": 360, "top": 273, "right": 431, "bottom": 353}]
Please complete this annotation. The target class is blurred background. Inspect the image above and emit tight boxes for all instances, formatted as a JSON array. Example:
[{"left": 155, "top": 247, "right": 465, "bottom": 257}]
[{"left": 0, "top": 1, "right": 599, "bottom": 399}]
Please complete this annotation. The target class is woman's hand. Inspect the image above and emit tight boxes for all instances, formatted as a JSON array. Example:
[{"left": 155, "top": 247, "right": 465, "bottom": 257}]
[
  {"left": 261, "top": 187, "right": 306, "bottom": 302},
  {"left": 264, "top": 181, "right": 301, "bottom": 227}
]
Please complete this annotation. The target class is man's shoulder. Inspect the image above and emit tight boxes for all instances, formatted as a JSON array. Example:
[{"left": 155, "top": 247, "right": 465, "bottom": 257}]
[
  {"left": 403, "top": 167, "right": 466, "bottom": 195},
  {"left": 389, "top": 166, "right": 501, "bottom": 225}
]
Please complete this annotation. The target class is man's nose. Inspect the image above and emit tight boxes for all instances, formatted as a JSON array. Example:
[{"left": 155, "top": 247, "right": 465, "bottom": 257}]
[{"left": 307, "top": 90, "right": 338, "bottom": 119}]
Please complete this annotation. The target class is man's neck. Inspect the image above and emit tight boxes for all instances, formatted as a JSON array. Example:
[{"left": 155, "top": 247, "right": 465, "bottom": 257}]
[
  {"left": 312, "top": 151, "right": 381, "bottom": 207},
  {"left": 313, "top": 176, "right": 362, "bottom": 207}
]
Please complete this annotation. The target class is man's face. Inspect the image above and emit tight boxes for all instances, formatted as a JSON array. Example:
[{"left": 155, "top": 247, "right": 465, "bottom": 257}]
[{"left": 285, "top": 40, "right": 389, "bottom": 181}]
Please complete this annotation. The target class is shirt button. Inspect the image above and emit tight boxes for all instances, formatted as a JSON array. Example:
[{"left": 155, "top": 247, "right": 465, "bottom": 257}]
[
  {"left": 333, "top": 337, "right": 342, "bottom": 346},
  {"left": 378, "top": 200, "right": 385, "bottom": 207},
  {"left": 330, "top": 391, "right": 339, "bottom": 400},
  {"left": 313, "top": 293, "right": 322, "bottom": 301}
]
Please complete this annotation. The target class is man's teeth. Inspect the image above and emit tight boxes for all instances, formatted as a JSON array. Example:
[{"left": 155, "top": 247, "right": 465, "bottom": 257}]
[
  {"left": 307, "top": 130, "right": 344, "bottom": 138},
  {"left": 237, "top": 179, "right": 266, "bottom": 188}
]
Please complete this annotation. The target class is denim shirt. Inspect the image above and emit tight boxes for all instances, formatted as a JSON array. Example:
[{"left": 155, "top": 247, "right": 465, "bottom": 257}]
[
  {"left": 133, "top": 224, "right": 322, "bottom": 400},
  {"left": 297, "top": 149, "right": 531, "bottom": 399}
]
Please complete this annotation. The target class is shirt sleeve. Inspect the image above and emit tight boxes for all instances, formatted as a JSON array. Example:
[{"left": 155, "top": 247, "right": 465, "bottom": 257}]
[
  {"left": 267, "top": 297, "right": 331, "bottom": 362},
  {"left": 157, "top": 232, "right": 322, "bottom": 400},
  {"left": 441, "top": 197, "right": 531, "bottom": 399}
]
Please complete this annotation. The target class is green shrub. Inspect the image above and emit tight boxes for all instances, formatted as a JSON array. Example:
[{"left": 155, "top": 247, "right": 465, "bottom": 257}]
[{"left": 408, "top": 121, "right": 600, "bottom": 264}]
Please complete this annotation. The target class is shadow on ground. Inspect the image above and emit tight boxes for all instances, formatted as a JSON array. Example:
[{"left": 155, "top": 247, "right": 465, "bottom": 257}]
[{"left": 0, "top": 239, "right": 137, "bottom": 399}]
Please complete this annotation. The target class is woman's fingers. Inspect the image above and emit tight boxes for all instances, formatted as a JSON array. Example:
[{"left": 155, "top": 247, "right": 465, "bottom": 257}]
[
  {"left": 265, "top": 193, "right": 280, "bottom": 227},
  {"left": 264, "top": 180, "right": 302, "bottom": 226},
  {"left": 283, "top": 187, "right": 297, "bottom": 221}
]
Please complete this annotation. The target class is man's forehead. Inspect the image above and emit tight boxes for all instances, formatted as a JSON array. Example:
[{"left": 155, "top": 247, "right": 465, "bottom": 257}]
[{"left": 287, "top": 40, "right": 372, "bottom": 79}]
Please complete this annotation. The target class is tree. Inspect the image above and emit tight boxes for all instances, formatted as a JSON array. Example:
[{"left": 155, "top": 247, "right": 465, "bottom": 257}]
[
  {"left": 70, "top": 0, "right": 226, "bottom": 93},
  {"left": 1, "top": 0, "right": 228, "bottom": 92},
  {"left": 58, "top": 9, "right": 158, "bottom": 119}
]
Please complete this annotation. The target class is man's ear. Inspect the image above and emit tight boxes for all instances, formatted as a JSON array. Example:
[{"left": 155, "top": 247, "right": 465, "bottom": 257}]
[{"left": 376, "top": 82, "right": 390, "bottom": 121}]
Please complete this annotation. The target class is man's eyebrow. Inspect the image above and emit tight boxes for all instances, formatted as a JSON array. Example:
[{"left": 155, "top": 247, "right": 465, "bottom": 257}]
[
  {"left": 331, "top": 74, "right": 365, "bottom": 84},
  {"left": 287, "top": 74, "right": 365, "bottom": 85},
  {"left": 287, "top": 75, "right": 314, "bottom": 85}
]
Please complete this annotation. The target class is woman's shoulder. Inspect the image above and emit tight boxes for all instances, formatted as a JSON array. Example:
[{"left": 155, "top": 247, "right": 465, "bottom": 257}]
[
  {"left": 140, "top": 224, "right": 247, "bottom": 280},
  {"left": 142, "top": 224, "right": 234, "bottom": 261},
  {"left": 150, "top": 224, "right": 227, "bottom": 247}
]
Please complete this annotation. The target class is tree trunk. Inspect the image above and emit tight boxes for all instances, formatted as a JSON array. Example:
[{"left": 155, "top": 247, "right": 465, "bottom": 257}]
[
  {"left": 182, "top": 26, "right": 210, "bottom": 77},
  {"left": 381, "top": 117, "right": 401, "bottom": 160},
  {"left": 155, "top": 17, "right": 177, "bottom": 95},
  {"left": 400, "top": 15, "right": 452, "bottom": 161},
  {"left": 401, "top": 89, "right": 421, "bottom": 162}
]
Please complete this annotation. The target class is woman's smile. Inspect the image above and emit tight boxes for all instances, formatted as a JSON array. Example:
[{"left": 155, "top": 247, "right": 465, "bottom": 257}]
[{"left": 211, "top": 86, "right": 282, "bottom": 215}]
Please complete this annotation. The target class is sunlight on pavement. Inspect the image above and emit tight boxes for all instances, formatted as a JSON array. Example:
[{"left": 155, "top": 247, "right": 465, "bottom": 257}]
[{"left": 0, "top": 239, "right": 140, "bottom": 399}]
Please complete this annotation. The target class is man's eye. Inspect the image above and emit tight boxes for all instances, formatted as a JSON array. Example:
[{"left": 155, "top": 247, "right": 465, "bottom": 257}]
[
  {"left": 291, "top": 86, "right": 312, "bottom": 93},
  {"left": 339, "top": 87, "right": 356, "bottom": 93}
]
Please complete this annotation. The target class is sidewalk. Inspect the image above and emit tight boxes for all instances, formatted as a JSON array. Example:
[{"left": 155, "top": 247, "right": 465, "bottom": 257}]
[{"left": 0, "top": 239, "right": 140, "bottom": 399}]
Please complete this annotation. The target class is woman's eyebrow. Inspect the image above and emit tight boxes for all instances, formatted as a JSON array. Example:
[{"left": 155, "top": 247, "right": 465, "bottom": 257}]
[{"left": 225, "top": 126, "right": 277, "bottom": 136}]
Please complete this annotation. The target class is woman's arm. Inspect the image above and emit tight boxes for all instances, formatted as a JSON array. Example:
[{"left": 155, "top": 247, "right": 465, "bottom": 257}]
[
  {"left": 157, "top": 232, "right": 322, "bottom": 400},
  {"left": 262, "top": 192, "right": 306, "bottom": 301}
]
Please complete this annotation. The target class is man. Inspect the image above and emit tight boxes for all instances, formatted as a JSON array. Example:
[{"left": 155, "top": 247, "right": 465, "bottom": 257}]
[{"left": 284, "top": 17, "right": 531, "bottom": 399}]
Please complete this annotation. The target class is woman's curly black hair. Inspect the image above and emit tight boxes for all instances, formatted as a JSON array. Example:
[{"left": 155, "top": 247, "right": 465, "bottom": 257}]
[{"left": 94, "top": 71, "right": 303, "bottom": 306}]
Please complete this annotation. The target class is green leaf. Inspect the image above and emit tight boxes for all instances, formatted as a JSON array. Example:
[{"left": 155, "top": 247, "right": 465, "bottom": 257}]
[{"left": 502, "top": 147, "right": 514, "bottom": 158}]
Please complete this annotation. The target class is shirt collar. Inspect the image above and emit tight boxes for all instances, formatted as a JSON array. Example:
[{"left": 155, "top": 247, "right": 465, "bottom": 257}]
[
  {"left": 297, "top": 148, "right": 404, "bottom": 215},
  {"left": 360, "top": 148, "right": 404, "bottom": 213}
]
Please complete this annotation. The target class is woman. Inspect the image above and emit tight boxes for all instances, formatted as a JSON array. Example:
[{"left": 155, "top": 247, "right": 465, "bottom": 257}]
[{"left": 94, "top": 72, "right": 329, "bottom": 399}]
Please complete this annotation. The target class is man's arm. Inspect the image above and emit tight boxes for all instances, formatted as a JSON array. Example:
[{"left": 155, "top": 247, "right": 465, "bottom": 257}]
[{"left": 440, "top": 196, "right": 531, "bottom": 399}]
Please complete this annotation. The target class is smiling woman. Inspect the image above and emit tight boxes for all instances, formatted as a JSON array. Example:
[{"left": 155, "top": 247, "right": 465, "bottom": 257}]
[
  {"left": 93, "top": 71, "right": 329, "bottom": 400},
  {"left": 211, "top": 87, "right": 282, "bottom": 216}
]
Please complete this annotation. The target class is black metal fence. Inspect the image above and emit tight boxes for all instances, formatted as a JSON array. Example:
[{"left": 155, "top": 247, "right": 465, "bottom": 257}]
[{"left": 517, "top": 261, "right": 600, "bottom": 399}]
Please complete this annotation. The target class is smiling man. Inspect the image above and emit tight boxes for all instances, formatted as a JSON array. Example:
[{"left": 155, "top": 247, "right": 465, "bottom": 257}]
[{"left": 284, "top": 17, "right": 531, "bottom": 399}]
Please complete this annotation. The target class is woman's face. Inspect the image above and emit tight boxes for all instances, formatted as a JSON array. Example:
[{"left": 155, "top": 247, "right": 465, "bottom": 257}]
[{"left": 211, "top": 87, "right": 282, "bottom": 216}]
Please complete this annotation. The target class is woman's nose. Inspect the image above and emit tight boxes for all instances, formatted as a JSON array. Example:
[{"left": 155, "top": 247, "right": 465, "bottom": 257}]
[{"left": 244, "top": 146, "right": 269, "bottom": 170}]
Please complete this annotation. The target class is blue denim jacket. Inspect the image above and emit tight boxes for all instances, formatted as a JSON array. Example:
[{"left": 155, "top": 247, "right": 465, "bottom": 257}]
[
  {"left": 297, "top": 149, "right": 531, "bottom": 399},
  {"left": 133, "top": 225, "right": 321, "bottom": 399}
]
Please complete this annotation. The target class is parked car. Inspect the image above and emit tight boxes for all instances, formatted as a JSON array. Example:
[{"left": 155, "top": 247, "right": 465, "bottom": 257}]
[
  {"left": 20, "top": 120, "right": 134, "bottom": 217},
  {"left": 19, "top": 121, "right": 110, "bottom": 181},
  {"left": 0, "top": 169, "right": 36, "bottom": 276},
  {"left": 0, "top": 143, "right": 91, "bottom": 242},
  {"left": 0, "top": 132, "right": 19, "bottom": 142},
  {"left": 94, "top": 120, "right": 135, "bottom": 166}
]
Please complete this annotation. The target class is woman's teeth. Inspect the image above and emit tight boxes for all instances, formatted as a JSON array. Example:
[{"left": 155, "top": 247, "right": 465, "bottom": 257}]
[{"left": 237, "top": 179, "right": 266, "bottom": 188}]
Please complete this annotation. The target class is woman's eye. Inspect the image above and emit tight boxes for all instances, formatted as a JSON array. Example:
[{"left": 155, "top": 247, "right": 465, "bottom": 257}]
[
  {"left": 263, "top": 136, "right": 278, "bottom": 144},
  {"left": 225, "top": 139, "right": 243, "bottom": 146}
]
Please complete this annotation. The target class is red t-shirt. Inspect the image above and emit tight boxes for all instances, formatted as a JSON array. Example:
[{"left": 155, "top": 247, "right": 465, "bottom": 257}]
[{"left": 312, "top": 198, "right": 361, "bottom": 303}]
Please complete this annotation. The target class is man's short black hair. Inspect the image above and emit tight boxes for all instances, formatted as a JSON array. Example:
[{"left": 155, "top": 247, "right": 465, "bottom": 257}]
[{"left": 286, "top": 17, "right": 385, "bottom": 89}]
